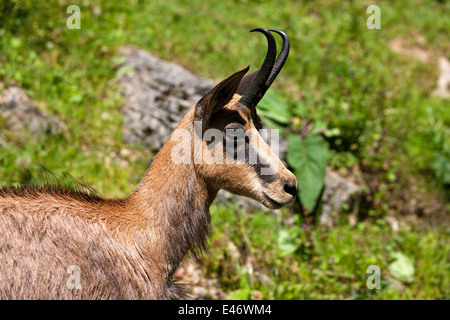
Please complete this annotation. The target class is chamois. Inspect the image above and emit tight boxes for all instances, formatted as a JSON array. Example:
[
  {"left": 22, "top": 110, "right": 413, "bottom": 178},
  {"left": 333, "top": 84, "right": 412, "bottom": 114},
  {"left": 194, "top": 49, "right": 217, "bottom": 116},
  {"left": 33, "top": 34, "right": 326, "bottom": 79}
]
[{"left": 0, "top": 28, "right": 298, "bottom": 299}]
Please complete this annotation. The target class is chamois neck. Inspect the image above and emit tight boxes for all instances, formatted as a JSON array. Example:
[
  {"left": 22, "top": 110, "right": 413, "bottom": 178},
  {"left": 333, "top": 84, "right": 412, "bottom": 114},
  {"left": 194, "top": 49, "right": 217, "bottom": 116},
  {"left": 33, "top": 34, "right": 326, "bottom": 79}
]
[
  {"left": 134, "top": 146, "right": 215, "bottom": 209},
  {"left": 132, "top": 108, "right": 217, "bottom": 209},
  {"left": 128, "top": 108, "right": 216, "bottom": 265}
]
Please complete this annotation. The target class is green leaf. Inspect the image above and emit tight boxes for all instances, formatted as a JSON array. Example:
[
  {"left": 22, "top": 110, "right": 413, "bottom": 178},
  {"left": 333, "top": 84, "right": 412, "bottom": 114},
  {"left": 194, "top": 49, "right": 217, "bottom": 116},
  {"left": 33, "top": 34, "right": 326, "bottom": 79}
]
[
  {"left": 277, "top": 230, "right": 299, "bottom": 256},
  {"left": 287, "top": 133, "right": 329, "bottom": 213},
  {"left": 388, "top": 252, "right": 415, "bottom": 283},
  {"left": 257, "top": 90, "right": 290, "bottom": 129}
]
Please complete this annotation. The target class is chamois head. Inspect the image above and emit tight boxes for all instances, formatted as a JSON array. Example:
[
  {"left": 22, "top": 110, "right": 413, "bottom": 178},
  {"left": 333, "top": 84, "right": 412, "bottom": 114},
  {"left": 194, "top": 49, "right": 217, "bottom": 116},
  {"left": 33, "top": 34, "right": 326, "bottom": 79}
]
[{"left": 171, "top": 28, "right": 298, "bottom": 209}]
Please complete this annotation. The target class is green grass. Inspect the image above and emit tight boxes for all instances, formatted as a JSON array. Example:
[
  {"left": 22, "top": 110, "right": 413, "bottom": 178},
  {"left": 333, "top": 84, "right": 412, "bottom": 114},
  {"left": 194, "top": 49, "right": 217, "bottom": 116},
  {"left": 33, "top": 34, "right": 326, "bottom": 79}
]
[
  {"left": 207, "top": 204, "right": 449, "bottom": 299},
  {"left": 0, "top": 0, "right": 449, "bottom": 299}
]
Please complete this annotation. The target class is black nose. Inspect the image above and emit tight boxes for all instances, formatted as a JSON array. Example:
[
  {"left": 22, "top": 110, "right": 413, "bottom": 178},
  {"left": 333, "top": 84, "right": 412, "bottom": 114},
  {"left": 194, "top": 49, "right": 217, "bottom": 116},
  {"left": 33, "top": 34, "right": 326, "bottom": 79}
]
[{"left": 284, "top": 182, "right": 298, "bottom": 198}]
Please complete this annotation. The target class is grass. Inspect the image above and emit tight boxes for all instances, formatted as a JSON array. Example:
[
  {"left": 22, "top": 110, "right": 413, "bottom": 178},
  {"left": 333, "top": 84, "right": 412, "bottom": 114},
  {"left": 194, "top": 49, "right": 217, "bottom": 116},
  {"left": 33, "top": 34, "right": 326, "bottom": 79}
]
[
  {"left": 0, "top": 0, "right": 449, "bottom": 299},
  {"left": 206, "top": 204, "right": 449, "bottom": 299}
]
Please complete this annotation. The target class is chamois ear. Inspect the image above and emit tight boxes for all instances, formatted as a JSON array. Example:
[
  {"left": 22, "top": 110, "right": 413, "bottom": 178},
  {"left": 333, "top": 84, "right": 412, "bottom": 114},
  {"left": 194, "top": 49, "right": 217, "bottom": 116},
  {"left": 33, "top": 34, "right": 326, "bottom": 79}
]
[
  {"left": 194, "top": 66, "right": 249, "bottom": 123},
  {"left": 235, "top": 70, "right": 259, "bottom": 95}
]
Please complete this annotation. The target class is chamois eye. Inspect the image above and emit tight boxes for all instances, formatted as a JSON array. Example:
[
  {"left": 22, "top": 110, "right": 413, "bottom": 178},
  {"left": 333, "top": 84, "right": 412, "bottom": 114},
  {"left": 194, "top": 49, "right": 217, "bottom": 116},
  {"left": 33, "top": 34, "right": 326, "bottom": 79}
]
[
  {"left": 225, "top": 123, "right": 243, "bottom": 132},
  {"left": 225, "top": 124, "right": 245, "bottom": 139}
]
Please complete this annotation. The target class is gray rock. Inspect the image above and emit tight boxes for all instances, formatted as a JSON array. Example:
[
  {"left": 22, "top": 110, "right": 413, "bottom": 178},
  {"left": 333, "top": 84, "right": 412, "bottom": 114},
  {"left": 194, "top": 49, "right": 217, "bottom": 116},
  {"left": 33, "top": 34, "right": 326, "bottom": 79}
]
[
  {"left": 434, "top": 56, "right": 450, "bottom": 99},
  {"left": 117, "top": 46, "right": 214, "bottom": 150},
  {"left": 319, "top": 169, "right": 363, "bottom": 227},
  {"left": 215, "top": 189, "right": 266, "bottom": 211},
  {"left": 0, "top": 84, "right": 67, "bottom": 136}
]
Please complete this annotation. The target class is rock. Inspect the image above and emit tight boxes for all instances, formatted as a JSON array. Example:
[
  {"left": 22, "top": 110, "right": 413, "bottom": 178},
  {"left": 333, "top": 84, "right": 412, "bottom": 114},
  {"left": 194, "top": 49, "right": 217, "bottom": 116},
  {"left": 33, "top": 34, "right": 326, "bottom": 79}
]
[
  {"left": 389, "top": 34, "right": 450, "bottom": 99},
  {"left": 319, "top": 169, "right": 363, "bottom": 227},
  {"left": 434, "top": 56, "right": 450, "bottom": 99},
  {"left": 173, "top": 260, "right": 223, "bottom": 300},
  {"left": 389, "top": 35, "right": 430, "bottom": 63},
  {"left": 0, "top": 84, "right": 67, "bottom": 136},
  {"left": 117, "top": 45, "right": 214, "bottom": 150},
  {"left": 386, "top": 215, "right": 400, "bottom": 232},
  {"left": 215, "top": 189, "right": 266, "bottom": 211}
]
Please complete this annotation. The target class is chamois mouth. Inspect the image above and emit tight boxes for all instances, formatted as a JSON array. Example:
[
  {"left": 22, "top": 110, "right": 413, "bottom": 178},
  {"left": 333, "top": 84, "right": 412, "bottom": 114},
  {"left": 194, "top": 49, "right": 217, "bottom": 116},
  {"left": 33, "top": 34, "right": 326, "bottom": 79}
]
[{"left": 263, "top": 192, "right": 292, "bottom": 208}]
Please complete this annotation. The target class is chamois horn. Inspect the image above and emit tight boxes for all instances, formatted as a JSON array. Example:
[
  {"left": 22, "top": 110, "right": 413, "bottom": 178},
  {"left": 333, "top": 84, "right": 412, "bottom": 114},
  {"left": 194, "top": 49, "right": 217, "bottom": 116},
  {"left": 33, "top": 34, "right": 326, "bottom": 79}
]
[
  {"left": 238, "top": 28, "right": 276, "bottom": 108},
  {"left": 239, "top": 28, "right": 290, "bottom": 109}
]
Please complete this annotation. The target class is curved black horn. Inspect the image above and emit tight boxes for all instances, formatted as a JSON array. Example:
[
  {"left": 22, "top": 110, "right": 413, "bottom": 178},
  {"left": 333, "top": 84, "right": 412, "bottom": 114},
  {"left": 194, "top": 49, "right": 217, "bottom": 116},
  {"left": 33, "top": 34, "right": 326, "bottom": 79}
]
[
  {"left": 264, "top": 29, "right": 290, "bottom": 93},
  {"left": 238, "top": 28, "right": 277, "bottom": 108}
]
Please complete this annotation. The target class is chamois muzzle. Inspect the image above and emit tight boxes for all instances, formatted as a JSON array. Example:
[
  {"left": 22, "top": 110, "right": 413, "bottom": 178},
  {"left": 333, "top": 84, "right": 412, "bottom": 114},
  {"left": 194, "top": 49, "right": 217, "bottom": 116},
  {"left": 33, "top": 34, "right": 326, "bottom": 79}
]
[{"left": 283, "top": 181, "right": 298, "bottom": 198}]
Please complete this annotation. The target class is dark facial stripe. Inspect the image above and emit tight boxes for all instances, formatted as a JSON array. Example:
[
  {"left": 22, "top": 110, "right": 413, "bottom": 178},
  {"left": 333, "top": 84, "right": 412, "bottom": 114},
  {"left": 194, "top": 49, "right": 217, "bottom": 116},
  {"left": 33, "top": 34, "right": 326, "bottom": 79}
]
[
  {"left": 247, "top": 144, "right": 277, "bottom": 186},
  {"left": 222, "top": 134, "right": 277, "bottom": 186}
]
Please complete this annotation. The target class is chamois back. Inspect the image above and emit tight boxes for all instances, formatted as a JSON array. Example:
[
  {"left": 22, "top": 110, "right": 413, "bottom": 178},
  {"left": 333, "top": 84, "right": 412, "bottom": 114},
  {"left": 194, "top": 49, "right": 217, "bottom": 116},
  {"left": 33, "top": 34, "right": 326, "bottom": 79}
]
[{"left": 0, "top": 186, "right": 181, "bottom": 299}]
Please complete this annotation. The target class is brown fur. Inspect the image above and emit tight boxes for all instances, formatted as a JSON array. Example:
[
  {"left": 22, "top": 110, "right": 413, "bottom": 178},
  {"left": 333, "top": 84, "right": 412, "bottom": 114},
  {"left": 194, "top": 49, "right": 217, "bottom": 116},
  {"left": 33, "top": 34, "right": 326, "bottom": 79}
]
[{"left": 0, "top": 66, "right": 297, "bottom": 299}]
